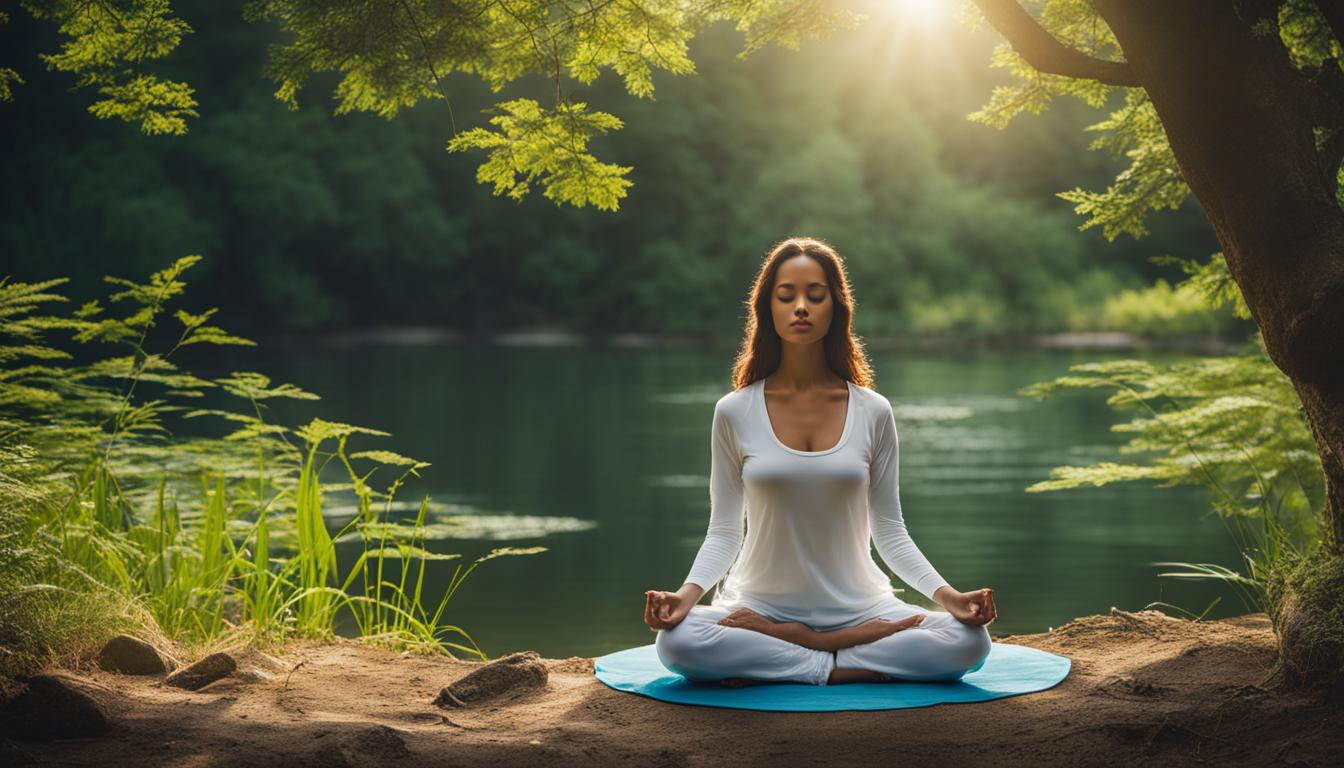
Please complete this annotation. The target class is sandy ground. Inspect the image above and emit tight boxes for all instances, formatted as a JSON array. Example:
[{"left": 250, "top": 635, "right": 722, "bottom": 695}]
[{"left": 4, "top": 609, "right": 1341, "bottom": 767}]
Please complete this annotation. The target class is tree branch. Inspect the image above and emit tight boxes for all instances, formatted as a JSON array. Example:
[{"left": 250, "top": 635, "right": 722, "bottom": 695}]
[
  {"left": 1246, "top": 0, "right": 1344, "bottom": 187},
  {"left": 970, "top": 0, "right": 1139, "bottom": 86}
]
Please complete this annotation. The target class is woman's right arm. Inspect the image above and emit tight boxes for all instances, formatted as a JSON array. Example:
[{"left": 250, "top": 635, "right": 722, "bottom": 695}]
[
  {"left": 679, "top": 400, "right": 746, "bottom": 604},
  {"left": 768, "top": 618, "right": 925, "bottom": 652},
  {"left": 768, "top": 622, "right": 855, "bottom": 652}
]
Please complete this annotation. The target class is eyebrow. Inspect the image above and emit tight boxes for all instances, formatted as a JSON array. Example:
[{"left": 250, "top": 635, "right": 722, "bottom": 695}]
[{"left": 776, "top": 282, "right": 828, "bottom": 288}]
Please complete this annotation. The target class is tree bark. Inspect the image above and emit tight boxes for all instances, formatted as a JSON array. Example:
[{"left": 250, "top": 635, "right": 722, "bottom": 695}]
[{"left": 1088, "top": 0, "right": 1344, "bottom": 555}]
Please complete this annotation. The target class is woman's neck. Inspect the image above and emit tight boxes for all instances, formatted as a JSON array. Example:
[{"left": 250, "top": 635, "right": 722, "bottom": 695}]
[{"left": 770, "top": 342, "right": 838, "bottom": 390}]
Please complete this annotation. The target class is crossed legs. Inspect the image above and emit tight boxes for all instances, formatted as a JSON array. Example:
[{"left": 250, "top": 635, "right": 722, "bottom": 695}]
[
  {"left": 655, "top": 604, "right": 836, "bottom": 685},
  {"left": 654, "top": 601, "right": 991, "bottom": 686},
  {"left": 835, "top": 607, "right": 992, "bottom": 682}
]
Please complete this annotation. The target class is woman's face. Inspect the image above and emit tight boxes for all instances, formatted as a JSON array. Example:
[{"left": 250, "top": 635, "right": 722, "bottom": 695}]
[{"left": 770, "top": 254, "right": 833, "bottom": 343}]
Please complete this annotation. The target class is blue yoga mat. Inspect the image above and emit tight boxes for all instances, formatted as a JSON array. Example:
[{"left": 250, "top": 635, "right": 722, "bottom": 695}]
[{"left": 594, "top": 642, "right": 1071, "bottom": 712}]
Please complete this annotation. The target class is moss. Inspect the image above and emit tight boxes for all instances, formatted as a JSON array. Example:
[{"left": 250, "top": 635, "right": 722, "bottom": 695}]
[{"left": 1265, "top": 545, "right": 1344, "bottom": 698}]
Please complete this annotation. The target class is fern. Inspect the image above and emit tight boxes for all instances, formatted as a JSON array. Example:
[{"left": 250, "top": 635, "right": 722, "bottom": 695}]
[
  {"left": 0, "top": 258, "right": 541, "bottom": 680},
  {"left": 1019, "top": 254, "right": 1322, "bottom": 615}
]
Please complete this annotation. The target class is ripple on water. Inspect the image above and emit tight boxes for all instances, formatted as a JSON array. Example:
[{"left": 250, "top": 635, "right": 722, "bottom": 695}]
[
  {"left": 647, "top": 474, "right": 709, "bottom": 489},
  {"left": 892, "top": 403, "right": 976, "bottom": 421},
  {"left": 416, "top": 514, "right": 600, "bottom": 540},
  {"left": 649, "top": 385, "right": 724, "bottom": 405},
  {"left": 263, "top": 511, "right": 599, "bottom": 547}
]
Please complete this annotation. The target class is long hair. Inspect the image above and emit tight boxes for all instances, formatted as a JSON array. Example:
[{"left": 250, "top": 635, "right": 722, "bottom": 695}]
[{"left": 729, "top": 236, "right": 876, "bottom": 390}]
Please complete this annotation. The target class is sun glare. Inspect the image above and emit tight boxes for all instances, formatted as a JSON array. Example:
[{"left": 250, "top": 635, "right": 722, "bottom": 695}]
[
  {"left": 895, "top": 0, "right": 946, "bottom": 20},
  {"left": 848, "top": 0, "right": 969, "bottom": 98}
]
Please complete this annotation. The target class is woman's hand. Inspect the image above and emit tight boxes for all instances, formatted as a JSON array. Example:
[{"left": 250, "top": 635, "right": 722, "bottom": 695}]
[
  {"left": 849, "top": 614, "right": 926, "bottom": 645},
  {"left": 716, "top": 608, "right": 926, "bottom": 653},
  {"left": 942, "top": 587, "right": 997, "bottom": 627},
  {"left": 644, "top": 589, "right": 693, "bottom": 630},
  {"left": 715, "top": 607, "right": 778, "bottom": 634}
]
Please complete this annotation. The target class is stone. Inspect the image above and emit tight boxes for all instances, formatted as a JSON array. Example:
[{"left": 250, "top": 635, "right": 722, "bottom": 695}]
[
  {"left": 98, "top": 635, "right": 169, "bottom": 675},
  {"left": 234, "top": 668, "right": 274, "bottom": 684},
  {"left": 164, "top": 652, "right": 237, "bottom": 691},
  {"left": 433, "top": 650, "right": 548, "bottom": 708},
  {"left": 0, "top": 673, "right": 114, "bottom": 742}
]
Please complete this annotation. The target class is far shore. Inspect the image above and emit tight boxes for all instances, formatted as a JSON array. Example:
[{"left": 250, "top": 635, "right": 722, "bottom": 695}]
[{"left": 246, "top": 326, "right": 1247, "bottom": 355}]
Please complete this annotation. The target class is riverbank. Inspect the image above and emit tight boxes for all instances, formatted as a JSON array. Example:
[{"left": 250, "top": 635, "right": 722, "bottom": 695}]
[
  {"left": 4, "top": 609, "right": 1339, "bottom": 767},
  {"left": 251, "top": 325, "right": 1248, "bottom": 355}
]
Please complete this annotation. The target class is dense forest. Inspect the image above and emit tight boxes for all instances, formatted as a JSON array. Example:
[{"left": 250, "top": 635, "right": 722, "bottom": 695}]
[{"left": 0, "top": 1, "right": 1224, "bottom": 338}]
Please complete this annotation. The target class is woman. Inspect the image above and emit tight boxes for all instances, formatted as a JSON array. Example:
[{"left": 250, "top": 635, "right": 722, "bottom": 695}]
[{"left": 643, "top": 236, "right": 996, "bottom": 687}]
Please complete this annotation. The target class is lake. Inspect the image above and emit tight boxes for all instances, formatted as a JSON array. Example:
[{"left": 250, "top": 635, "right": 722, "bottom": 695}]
[{"left": 189, "top": 339, "right": 1246, "bottom": 659}]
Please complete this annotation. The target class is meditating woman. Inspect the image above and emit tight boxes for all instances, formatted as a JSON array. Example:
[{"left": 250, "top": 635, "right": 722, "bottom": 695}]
[{"left": 644, "top": 236, "right": 997, "bottom": 687}]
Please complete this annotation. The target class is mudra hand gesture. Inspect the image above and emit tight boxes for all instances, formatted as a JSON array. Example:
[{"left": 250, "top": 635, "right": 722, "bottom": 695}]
[
  {"left": 644, "top": 589, "right": 692, "bottom": 630},
  {"left": 943, "top": 587, "right": 997, "bottom": 627}
]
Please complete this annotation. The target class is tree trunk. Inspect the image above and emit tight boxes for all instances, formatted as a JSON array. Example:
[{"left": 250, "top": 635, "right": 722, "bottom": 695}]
[
  {"left": 1094, "top": 0, "right": 1344, "bottom": 554},
  {"left": 1093, "top": 0, "right": 1344, "bottom": 693}
]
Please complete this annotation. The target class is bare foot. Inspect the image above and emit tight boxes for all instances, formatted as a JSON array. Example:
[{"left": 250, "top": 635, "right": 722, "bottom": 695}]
[
  {"left": 828, "top": 668, "right": 895, "bottom": 685},
  {"left": 719, "top": 677, "right": 768, "bottom": 688},
  {"left": 850, "top": 613, "right": 926, "bottom": 645}
]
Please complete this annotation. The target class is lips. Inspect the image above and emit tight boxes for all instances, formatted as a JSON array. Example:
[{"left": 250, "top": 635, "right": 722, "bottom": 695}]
[{"left": 791, "top": 321, "right": 811, "bottom": 328}]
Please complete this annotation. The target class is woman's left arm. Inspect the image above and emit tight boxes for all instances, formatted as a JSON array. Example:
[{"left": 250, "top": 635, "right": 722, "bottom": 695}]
[
  {"left": 868, "top": 398, "right": 954, "bottom": 604},
  {"left": 869, "top": 399, "right": 998, "bottom": 627}
]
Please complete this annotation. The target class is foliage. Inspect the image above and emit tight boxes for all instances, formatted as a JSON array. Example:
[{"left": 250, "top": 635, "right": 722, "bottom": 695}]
[
  {"left": 3, "top": 4, "right": 1205, "bottom": 336},
  {"left": 961, "top": 0, "right": 1344, "bottom": 236},
  {"left": 18, "top": 0, "right": 198, "bottom": 134},
  {"left": 1018, "top": 255, "right": 1322, "bottom": 615},
  {"left": 1098, "top": 254, "right": 1251, "bottom": 336},
  {"left": 957, "top": 1, "right": 1340, "bottom": 620},
  {"left": 446, "top": 98, "right": 632, "bottom": 211},
  {"left": 0, "top": 259, "right": 544, "bottom": 680},
  {"left": 6, "top": 0, "right": 861, "bottom": 210},
  {"left": 1264, "top": 543, "right": 1344, "bottom": 691}
]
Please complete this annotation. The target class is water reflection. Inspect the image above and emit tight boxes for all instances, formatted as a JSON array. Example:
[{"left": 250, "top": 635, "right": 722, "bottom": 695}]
[{"left": 183, "top": 342, "right": 1245, "bottom": 658}]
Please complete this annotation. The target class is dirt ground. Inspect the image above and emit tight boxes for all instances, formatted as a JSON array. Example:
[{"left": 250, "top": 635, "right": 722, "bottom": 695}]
[{"left": 4, "top": 609, "right": 1342, "bottom": 767}]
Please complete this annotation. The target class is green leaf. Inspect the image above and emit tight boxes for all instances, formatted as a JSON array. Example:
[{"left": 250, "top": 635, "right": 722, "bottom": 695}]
[
  {"left": 448, "top": 98, "right": 633, "bottom": 211},
  {"left": 32, "top": 0, "right": 197, "bottom": 135},
  {"left": 349, "top": 450, "right": 430, "bottom": 469}
]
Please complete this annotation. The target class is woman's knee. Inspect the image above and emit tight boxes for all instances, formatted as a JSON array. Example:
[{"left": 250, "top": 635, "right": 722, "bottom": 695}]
[
  {"left": 654, "top": 620, "right": 704, "bottom": 672},
  {"left": 954, "top": 624, "right": 992, "bottom": 671}
]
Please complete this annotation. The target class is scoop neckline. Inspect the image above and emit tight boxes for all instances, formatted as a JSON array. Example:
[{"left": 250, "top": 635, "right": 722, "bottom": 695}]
[{"left": 756, "top": 378, "right": 855, "bottom": 456}]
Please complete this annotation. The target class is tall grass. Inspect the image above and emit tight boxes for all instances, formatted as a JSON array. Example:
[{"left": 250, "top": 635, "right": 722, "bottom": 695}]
[{"left": 0, "top": 258, "right": 543, "bottom": 680}]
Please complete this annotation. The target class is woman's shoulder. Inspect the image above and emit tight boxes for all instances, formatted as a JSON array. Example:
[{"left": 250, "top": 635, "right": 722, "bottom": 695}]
[
  {"left": 849, "top": 381, "right": 895, "bottom": 418},
  {"left": 714, "top": 380, "right": 757, "bottom": 417}
]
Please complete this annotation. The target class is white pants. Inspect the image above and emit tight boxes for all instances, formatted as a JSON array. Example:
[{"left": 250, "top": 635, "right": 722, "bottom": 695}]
[{"left": 655, "top": 598, "right": 992, "bottom": 686}]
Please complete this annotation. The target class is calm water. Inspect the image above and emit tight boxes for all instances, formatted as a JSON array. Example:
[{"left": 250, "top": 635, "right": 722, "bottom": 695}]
[{"left": 188, "top": 341, "right": 1246, "bottom": 659}]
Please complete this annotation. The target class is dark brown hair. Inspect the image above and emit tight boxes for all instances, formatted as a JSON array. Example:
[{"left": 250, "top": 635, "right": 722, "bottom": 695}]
[{"left": 729, "top": 236, "right": 876, "bottom": 390}]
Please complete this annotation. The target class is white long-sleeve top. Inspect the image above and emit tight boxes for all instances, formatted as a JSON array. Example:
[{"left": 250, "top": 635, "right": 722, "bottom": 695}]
[{"left": 683, "top": 377, "right": 951, "bottom": 628}]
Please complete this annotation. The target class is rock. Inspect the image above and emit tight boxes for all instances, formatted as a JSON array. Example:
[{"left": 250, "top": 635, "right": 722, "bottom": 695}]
[
  {"left": 164, "top": 652, "right": 237, "bottom": 691},
  {"left": 0, "top": 672, "right": 115, "bottom": 742},
  {"left": 98, "top": 635, "right": 169, "bottom": 675},
  {"left": 433, "top": 650, "right": 548, "bottom": 708},
  {"left": 234, "top": 648, "right": 287, "bottom": 674},
  {"left": 234, "top": 668, "right": 274, "bottom": 684},
  {"left": 231, "top": 648, "right": 286, "bottom": 685}
]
